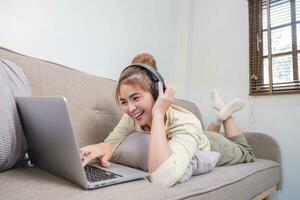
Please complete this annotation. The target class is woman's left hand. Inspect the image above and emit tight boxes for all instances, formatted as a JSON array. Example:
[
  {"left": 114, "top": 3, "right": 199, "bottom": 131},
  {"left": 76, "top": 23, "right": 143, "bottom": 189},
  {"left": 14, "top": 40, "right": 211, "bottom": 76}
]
[{"left": 152, "top": 81, "right": 175, "bottom": 116}]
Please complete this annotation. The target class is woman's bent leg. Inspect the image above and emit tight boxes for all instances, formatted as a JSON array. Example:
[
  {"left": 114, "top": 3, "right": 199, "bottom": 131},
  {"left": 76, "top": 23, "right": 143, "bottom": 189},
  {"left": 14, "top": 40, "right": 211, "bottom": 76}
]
[
  {"left": 205, "top": 131, "right": 255, "bottom": 166},
  {"left": 206, "top": 90, "right": 255, "bottom": 165},
  {"left": 223, "top": 116, "right": 242, "bottom": 138},
  {"left": 207, "top": 122, "right": 221, "bottom": 133}
]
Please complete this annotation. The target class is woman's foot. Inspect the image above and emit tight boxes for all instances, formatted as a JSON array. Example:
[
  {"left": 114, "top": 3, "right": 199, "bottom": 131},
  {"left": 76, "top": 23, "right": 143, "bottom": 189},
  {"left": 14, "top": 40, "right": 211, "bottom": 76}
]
[
  {"left": 211, "top": 90, "right": 225, "bottom": 111},
  {"left": 218, "top": 98, "right": 245, "bottom": 121},
  {"left": 210, "top": 90, "right": 245, "bottom": 126}
]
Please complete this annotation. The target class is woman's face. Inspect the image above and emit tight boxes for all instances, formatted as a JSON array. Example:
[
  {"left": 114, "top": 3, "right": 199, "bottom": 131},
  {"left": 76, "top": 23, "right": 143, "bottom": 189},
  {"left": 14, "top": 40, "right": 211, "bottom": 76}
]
[{"left": 118, "top": 83, "right": 155, "bottom": 127}]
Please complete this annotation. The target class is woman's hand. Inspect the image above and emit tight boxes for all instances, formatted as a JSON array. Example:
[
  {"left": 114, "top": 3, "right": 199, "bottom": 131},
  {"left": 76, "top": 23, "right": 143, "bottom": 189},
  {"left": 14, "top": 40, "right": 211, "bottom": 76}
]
[
  {"left": 152, "top": 81, "right": 175, "bottom": 116},
  {"left": 80, "top": 142, "right": 113, "bottom": 167}
]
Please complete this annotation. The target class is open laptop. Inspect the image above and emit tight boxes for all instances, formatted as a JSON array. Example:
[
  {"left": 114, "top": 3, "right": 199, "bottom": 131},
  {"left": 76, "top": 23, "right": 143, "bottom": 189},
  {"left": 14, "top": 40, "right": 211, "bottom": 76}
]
[{"left": 16, "top": 96, "right": 148, "bottom": 189}]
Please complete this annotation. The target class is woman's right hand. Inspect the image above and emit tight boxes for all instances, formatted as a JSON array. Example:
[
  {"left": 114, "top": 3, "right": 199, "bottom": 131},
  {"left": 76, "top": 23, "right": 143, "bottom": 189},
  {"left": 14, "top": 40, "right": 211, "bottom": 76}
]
[{"left": 80, "top": 142, "right": 113, "bottom": 167}]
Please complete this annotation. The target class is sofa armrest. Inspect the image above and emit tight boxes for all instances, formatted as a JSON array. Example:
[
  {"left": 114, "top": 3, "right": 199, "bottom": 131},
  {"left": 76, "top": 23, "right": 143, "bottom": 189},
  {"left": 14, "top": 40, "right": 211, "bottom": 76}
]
[
  {"left": 243, "top": 132, "right": 281, "bottom": 163},
  {"left": 244, "top": 132, "right": 282, "bottom": 190}
]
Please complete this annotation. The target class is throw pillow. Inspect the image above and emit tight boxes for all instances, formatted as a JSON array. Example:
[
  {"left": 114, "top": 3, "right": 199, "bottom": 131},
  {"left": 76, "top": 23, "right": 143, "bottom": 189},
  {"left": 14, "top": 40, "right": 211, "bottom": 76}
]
[
  {"left": 112, "top": 131, "right": 149, "bottom": 171},
  {"left": 178, "top": 150, "right": 220, "bottom": 183},
  {"left": 0, "top": 59, "right": 31, "bottom": 172}
]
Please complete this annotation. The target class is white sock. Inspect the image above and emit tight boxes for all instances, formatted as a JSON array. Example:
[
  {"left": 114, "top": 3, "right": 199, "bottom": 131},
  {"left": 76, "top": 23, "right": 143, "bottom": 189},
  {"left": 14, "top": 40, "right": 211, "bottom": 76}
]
[
  {"left": 211, "top": 90, "right": 226, "bottom": 111},
  {"left": 218, "top": 98, "right": 245, "bottom": 121}
]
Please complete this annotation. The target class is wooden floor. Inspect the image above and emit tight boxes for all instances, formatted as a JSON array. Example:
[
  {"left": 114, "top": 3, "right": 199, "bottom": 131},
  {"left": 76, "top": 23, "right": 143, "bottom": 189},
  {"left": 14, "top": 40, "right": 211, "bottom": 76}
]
[{"left": 251, "top": 185, "right": 277, "bottom": 200}]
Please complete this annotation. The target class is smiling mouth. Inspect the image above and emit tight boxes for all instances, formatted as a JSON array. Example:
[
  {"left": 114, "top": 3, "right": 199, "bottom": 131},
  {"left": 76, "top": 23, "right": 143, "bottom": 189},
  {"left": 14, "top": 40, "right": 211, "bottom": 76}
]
[{"left": 132, "top": 111, "right": 144, "bottom": 120}]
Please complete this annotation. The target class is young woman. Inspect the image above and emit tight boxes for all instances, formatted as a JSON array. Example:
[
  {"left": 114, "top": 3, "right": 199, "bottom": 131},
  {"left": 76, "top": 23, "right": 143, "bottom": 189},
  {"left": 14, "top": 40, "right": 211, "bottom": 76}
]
[{"left": 80, "top": 53, "right": 255, "bottom": 187}]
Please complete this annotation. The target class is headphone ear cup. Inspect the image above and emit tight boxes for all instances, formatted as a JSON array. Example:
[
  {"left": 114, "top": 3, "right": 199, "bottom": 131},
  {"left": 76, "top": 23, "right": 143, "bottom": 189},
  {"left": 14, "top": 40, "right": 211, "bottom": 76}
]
[{"left": 152, "top": 81, "right": 159, "bottom": 100}]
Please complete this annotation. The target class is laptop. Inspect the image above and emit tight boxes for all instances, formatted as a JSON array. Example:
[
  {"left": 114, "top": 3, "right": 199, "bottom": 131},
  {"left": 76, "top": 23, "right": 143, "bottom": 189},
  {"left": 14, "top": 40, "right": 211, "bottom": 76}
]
[{"left": 16, "top": 96, "right": 148, "bottom": 189}]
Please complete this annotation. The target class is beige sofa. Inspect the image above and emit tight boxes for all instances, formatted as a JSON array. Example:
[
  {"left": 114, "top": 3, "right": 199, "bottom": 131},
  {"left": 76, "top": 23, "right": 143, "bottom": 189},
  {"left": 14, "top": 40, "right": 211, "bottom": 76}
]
[{"left": 0, "top": 47, "right": 282, "bottom": 200}]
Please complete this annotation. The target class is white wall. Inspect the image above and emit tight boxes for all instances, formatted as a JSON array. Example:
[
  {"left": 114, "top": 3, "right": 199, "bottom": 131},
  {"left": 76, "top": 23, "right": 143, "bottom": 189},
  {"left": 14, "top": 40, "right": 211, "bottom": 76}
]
[
  {"left": 0, "top": 0, "right": 183, "bottom": 85},
  {"left": 186, "top": 0, "right": 300, "bottom": 199}
]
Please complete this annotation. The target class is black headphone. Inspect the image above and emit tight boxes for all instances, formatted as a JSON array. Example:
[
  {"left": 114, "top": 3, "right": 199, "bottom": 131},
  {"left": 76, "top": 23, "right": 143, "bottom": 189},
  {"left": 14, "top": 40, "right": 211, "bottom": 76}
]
[{"left": 120, "top": 63, "right": 165, "bottom": 100}]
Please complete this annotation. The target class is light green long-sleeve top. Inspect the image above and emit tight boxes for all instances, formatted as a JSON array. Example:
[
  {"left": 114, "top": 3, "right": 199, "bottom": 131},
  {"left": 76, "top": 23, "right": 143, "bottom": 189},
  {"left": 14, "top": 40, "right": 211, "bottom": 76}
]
[{"left": 104, "top": 104, "right": 210, "bottom": 187}]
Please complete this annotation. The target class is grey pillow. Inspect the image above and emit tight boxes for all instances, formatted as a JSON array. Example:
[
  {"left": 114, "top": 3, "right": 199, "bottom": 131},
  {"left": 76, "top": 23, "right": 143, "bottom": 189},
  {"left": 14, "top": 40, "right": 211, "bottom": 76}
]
[
  {"left": 112, "top": 131, "right": 149, "bottom": 171},
  {"left": 111, "top": 131, "right": 220, "bottom": 183},
  {"left": 0, "top": 59, "right": 31, "bottom": 172}
]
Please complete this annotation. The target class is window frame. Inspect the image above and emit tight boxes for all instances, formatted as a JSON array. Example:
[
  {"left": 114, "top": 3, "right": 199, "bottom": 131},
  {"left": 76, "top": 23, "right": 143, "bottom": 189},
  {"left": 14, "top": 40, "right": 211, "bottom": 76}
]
[{"left": 248, "top": 0, "right": 300, "bottom": 95}]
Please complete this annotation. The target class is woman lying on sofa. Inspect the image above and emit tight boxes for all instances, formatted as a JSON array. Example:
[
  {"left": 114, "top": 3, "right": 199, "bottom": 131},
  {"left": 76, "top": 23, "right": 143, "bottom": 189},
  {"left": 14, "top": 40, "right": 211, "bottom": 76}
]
[{"left": 80, "top": 53, "right": 255, "bottom": 187}]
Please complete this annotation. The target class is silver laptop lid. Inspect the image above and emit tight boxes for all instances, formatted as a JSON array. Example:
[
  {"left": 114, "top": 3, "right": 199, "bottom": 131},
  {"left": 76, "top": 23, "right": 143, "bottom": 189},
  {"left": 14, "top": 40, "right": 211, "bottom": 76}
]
[{"left": 16, "top": 97, "right": 88, "bottom": 188}]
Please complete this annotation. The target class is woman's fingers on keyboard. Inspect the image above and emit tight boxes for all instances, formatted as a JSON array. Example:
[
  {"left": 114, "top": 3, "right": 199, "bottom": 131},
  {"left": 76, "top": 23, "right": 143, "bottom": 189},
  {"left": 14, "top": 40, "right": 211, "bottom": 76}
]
[
  {"left": 80, "top": 147, "right": 90, "bottom": 157},
  {"left": 80, "top": 144, "right": 105, "bottom": 166},
  {"left": 82, "top": 152, "right": 96, "bottom": 166},
  {"left": 79, "top": 148, "right": 84, "bottom": 157},
  {"left": 100, "top": 154, "right": 110, "bottom": 167}
]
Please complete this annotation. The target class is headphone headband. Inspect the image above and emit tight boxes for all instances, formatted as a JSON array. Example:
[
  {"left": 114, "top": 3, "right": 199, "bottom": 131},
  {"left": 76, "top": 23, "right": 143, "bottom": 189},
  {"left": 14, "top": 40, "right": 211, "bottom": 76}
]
[{"left": 121, "top": 63, "right": 164, "bottom": 84}]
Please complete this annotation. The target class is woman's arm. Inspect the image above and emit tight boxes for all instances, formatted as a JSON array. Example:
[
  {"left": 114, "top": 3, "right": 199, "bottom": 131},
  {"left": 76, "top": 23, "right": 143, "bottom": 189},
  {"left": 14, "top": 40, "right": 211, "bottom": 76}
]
[
  {"left": 150, "top": 124, "right": 206, "bottom": 187},
  {"left": 148, "top": 81, "right": 174, "bottom": 173},
  {"left": 149, "top": 91, "right": 210, "bottom": 187},
  {"left": 148, "top": 111, "right": 172, "bottom": 173}
]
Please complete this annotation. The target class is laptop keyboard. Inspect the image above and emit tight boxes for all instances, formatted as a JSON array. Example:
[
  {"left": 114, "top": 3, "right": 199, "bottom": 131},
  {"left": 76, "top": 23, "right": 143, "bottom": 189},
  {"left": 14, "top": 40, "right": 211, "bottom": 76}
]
[{"left": 84, "top": 165, "right": 122, "bottom": 182}]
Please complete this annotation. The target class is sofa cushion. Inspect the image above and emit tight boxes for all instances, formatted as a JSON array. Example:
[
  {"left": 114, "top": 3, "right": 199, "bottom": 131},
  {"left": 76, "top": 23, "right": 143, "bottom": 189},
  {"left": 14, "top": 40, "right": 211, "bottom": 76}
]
[
  {"left": 0, "top": 59, "right": 31, "bottom": 172},
  {"left": 174, "top": 99, "right": 204, "bottom": 128},
  {"left": 0, "top": 159, "right": 279, "bottom": 200},
  {"left": 0, "top": 47, "right": 123, "bottom": 148}
]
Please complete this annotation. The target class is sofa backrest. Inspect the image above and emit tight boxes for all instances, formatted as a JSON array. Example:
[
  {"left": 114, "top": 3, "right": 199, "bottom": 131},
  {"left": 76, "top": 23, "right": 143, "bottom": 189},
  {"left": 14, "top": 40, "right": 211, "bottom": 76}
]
[{"left": 0, "top": 47, "right": 204, "bottom": 147}]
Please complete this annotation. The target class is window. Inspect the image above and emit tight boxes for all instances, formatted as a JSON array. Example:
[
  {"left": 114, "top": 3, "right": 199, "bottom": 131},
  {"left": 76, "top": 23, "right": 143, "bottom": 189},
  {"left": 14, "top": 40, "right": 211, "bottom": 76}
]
[{"left": 249, "top": 0, "right": 300, "bottom": 95}]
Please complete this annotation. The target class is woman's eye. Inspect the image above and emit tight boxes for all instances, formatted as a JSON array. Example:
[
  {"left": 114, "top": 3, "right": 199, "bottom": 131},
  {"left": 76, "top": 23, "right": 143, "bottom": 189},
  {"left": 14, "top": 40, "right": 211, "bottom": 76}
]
[
  {"left": 133, "top": 96, "right": 140, "bottom": 101},
  {"left": 120, "top": 101, "right": 127, "bottom": 106}
]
